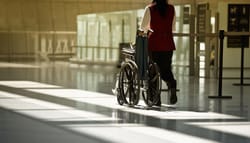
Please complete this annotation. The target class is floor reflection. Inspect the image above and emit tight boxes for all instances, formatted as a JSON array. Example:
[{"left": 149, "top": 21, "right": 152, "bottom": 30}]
[{"left": 0, "top": 61, "right": 250, "bottom": 143}]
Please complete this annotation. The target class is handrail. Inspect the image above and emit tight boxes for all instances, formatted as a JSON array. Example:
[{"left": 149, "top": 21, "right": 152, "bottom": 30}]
[
  {"left": 0, "top": 30, "right": 76, "bottom": 34},
  {"left": 70, "top": 45, "right": 118, "bottom": 50},
  {"left": 173, "top": 32, "right": 250, "bottom": 37},
  {"left": 173, "top": 33, "right": 217, "bottom": 37},
  {"left": 224, "top": 31, "right": 250, "bottom": 36},
  {"left": 2, "top": 30, "right": 250, "bottom": 37}
]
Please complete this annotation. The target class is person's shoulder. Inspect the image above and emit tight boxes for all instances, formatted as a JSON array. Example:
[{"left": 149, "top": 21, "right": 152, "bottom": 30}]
[
  {"left": 146, "top": 3, "right": 156, "bottom": 11},
  {"left": 168, "top": 4, "right": 175, "bottom": 12},
  {"left": 168, "top": 4, "right": 175, "bottom": 9},
  {"left": 146, "top": 3, "right": 156, "bottom": 9}
]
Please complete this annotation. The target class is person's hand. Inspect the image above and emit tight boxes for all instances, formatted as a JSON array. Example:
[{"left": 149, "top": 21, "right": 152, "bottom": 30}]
[{"left": 137, "top": 30, "right": 147, "bottom": 37}]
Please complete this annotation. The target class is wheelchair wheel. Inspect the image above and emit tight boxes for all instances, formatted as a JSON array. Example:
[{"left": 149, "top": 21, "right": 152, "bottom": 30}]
[
  {"left": 117, "top": 90, "right": 125, "bottom": 105},
  {"left": 118, "top": 62, "right": 140, "bottom": 106},
  {"left": 142, "top": 62, "right": 161, "bottom": 107}
]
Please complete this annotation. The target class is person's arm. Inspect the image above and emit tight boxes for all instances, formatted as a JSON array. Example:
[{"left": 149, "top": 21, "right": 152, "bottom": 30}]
[
  {"left": 140, "top": 6, "right": 151, "bottom": 33},
  {"left": 172, "top": 8, "right": 176, "bottom": 32}
]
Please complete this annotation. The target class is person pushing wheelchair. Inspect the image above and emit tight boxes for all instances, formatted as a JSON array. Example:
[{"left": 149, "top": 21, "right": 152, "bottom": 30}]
[{"left": 140, "top": 0, "right": 177, "bottom": 105}]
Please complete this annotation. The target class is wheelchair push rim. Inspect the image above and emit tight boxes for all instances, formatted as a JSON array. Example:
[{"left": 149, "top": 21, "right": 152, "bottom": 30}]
[{"left": 118, "top": 62, "right": 140, "bottom": 106}]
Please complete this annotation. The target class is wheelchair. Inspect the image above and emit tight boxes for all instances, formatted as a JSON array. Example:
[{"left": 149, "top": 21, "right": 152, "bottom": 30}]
[{"left": 113, "top": 35, "right": 162, "bottom": 107}]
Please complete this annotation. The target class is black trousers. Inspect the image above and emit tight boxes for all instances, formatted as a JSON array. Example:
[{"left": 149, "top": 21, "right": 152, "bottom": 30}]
[{"left": 151, "top": 51, "right": 176, "bottom": 88}]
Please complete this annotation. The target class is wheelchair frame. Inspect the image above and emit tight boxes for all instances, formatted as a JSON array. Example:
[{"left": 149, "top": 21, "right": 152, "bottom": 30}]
[{"left": 114, "top": 43, "right": 162, "bottom": 107}]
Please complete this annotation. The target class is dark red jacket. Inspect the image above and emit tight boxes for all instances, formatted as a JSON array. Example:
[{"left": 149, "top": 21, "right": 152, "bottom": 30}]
[{"left": 148, "top": 4, "right": 176, "bottom": 51}]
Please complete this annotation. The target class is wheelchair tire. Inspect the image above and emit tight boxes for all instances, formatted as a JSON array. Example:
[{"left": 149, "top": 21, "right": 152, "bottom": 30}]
[
  {"left": 142, "top": 62, "right": 161, "bottom": 107},
  {"left": 116, "top": 89, "right": 125, "bottom": 105},
  {"left": 118, "top": 62, "right": 140, "bottom": 106}
]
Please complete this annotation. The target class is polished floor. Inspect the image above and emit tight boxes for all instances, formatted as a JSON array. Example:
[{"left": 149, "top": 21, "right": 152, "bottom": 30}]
[{"left": 0, "top": 61, "right": 250, "bottom": 143}]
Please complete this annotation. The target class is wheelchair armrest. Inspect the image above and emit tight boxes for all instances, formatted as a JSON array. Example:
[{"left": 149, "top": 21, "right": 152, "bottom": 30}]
[{"left": 122, "top": 48, "right": 135, "bottom": 56}]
